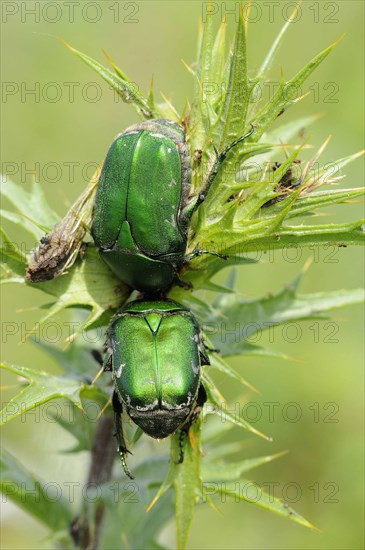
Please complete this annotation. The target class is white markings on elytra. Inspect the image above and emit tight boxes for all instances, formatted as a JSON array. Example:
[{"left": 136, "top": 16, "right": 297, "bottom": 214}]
[
  {"left": 160, "top": 401, "right": 187, "bottom": 410},
  {"left": 115, "top": 363, "right": 125, "bottom": 378},
  {"left": 111, "top": 340, "right": 121, "bottom": 353},
  {"left": 168, "top": 178, "right": 177, "bottom": 188},
  {"left": 164, "top": 215, "right": 177, "bottom": 228},
  {"left": 134, "top": 399, "right": 158, "bottom": 410},
  {"left": 191, "top": 360, "right": 199, "bottom": 375}
]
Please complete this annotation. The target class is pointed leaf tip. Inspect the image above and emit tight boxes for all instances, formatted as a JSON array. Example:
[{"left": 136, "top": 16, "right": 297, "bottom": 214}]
[{"left": 59, "top": 37, "right": 75, "bottom": 52}]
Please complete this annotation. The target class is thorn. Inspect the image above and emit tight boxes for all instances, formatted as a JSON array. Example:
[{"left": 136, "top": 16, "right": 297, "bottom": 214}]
[
  {"left": 59, "top": 37, "right": 75, "bottom": 52},
  {"left": 146, "top": 494, "right": 159, "bottom": 513},
  {"left": 91, "top": 366, "right": 104, "bottom": 385},
  {"left": 95, "top": 398, "right": 111, "bottom": 421}
]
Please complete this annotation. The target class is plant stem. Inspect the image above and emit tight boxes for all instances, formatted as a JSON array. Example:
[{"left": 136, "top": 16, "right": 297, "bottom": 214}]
[{"left": 70, "top": 415, "right": 116, "bottom": 550}]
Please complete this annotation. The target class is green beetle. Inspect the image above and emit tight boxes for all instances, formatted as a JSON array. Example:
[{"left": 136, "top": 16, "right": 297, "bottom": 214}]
[
  {"left": 104, "top": 299, "right": 209, "bottom": 478},
  {"left": 91, "top": 119, "right": 253, "bottom": 293}
]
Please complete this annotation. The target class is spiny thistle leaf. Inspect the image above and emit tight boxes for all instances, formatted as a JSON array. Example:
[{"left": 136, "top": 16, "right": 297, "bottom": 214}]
[
  {"left": 214, "top": 3, "right": 249, "bottom": 149},
  {"left": 0, "top": 362, "right": 84, "bottom": 425},
  {"left": 62, "top": 40, "right": 158, "bottom": 120},
  {"left": 192, "top": 0, "right": 215, "bottom": 147},
  {"left": 203, "top": 380, "right": 271, "bottom": 441},
  {"left": 33, "top": 337, "right": 104, "bottom": 379},
  {"left": 29, "top": 245, "right": 129, "bottom": 337},
  {"left": 1, "top": 450, "right": 73, "bottom": 531},
  {"left": 171, "top": 266, "right": 364, "bottom": 389},
  {"left": 203, "top": 268, "right": 364, "bottom": 357},
  {"left": 215, "top": 479, "right": 317, "bottom": 529},
  {"left": 285, "top": 187, "right": 365, "bottom": 219},
  {"left": 53, "top": 405, "right": 98, "bottom": 454},
  {"left": 0, "top": 361, "right": 109, "bottom": 426},
  {"left": 252, "top": 36, "right": 344, "bottom": 140},
  {"left": 1, "top": 176, "right": 130, "bottom": 333},
  {"left": 201, "top": 451, "right": 288, "bottom": 481},
  {"left": 256, "top": 2, "right": 302, "bottom": 79},
  {"left": 1, "top": 449, "right": 173, "bottom": 549},
  {"left": 244, "top": 219, "right": 364, "bottom": 250},
  {"left": 173, "top": 423, "right": 203, "bottom": 550},
  {"left": 1, "top": 176, "right": 59, "bottom": 239},
  {"left": 147, "top": 421, "right": 203, "bottom": 550},
  {"left": 210, "top": 21, "right": 226, "bottom": 95},
  {"left": 208, "top": 353, "right": 260, "bottom": 393},
  {"left": 1, "top": 226, "right": 27, "bottom": 280}
]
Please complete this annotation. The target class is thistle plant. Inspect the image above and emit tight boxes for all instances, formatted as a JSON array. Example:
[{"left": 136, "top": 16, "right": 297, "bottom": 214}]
[{"left": 1, "top": 4, "right": 364, "bottom": 550}]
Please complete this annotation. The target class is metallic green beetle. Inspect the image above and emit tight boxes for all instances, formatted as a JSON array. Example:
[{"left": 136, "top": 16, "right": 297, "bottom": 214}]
[
  {"left": 91, "top": 119, "right": 254, "bottom": 293},
  {"left": 104, "top": 299, "right": 209, "bottom": 478}
]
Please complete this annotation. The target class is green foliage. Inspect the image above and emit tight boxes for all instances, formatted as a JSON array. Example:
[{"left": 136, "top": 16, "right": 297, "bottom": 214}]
[
  {"left": 1, "top": 3, "right": 364, "bottom": 549},
  {"left": 1, "top": 450, "right": 73, "bottom": 534}
]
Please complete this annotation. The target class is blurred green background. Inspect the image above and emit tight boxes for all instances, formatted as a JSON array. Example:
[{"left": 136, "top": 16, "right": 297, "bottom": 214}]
[{"left": 1, "top": 1, "right": 364, "bottom": 548}]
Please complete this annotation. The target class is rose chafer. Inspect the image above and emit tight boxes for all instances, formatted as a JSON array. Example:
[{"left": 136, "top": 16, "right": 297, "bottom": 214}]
[
  {"left": 91, "top": 119, "right": 253, "bottom": 293},
  {"left": 104, "top": 299, "right": 209, "bottom": 478}
]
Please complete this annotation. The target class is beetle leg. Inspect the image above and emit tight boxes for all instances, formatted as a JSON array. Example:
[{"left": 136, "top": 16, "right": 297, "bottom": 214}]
[
  {"left": 195, "top": 383, "right": 208, "bottom": 409},
  {"left": 184, "top": 249, "right": 228, "bottom": 263},
  {"left": 173, "top": 274, "right": 193, "bottom": 290},
  {"left": 202, "top": 344, "right": 220, "bottom": 354},
  {"left": 177, "top": 428, "right": 187, "bottom": 464},
  {"left": 199, "top": 342, "right": 211, "bottom": 366},
  {"left": 176, "top": 384, "right": 208, "bottom": 464},
  {"left": 192, "top": 125, "right": 255, "bottom": 212},
  {"left": 112, "top": 392, "right": 134, "bottom": 479}
]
